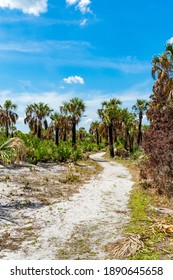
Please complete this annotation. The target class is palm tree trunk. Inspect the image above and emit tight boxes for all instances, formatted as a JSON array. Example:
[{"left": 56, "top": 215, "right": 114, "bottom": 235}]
[
  {"left": 5, "top": 121, "right": 9, "bottom": 138},
  {"left": 137, "top": 112, "right": 143, "bottom": 146},
  {"left": 96, "top": 129, "right": 99, "bottom": 146},
  {"left": 72, "top": 122, "right": 76, "bottom": 150},
  {"left": 37, "top": 125, "right": 42, "bottom": 138},
  {"left": 114, "top": 128, "right": 117, "bottom": 142},
  {"left": 55, "top": 127, "right": 59, "bottom": 146},
  {"left": 129, "top": 135, "right": 134, "bottom": 153},
  {"left": 34, "top": 123, "right": 37, "bottom": 136},
  {"left": 63, "top": 129, "right": 67, "bottom": 141},
  {"left": 109, "top": 122, "right": 114, "bottom": 157},
  {"left": 124, "top": 128, "right": 129, "bottom": 150}
]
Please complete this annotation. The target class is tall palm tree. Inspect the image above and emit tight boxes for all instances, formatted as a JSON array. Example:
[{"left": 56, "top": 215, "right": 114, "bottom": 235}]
[
  {"left": 0, "top": 100, "right": 18, "bottom": 138},
  {"left": 149, "top": 46, "right": 173, "bottom": 118},
  {"left": 60, "top": 97, "right": 86, "bottom": 149},
  {"left": 24, "top": 102, "right": 52, "bottom": 138},
  {"left": 89, "top": 121, "right": 100, "bottom": 146},
  {"left": 98, "top": 98, "right": 121, "bottom": 157},
  {"left": 122, "top": 109, "right": 137, "bottom": 152},
  {"left": 132, "top": 99, "right": 148, "bottom": 146},
  {"left": 50, "top": 112, "right": 64, "bottom": 146}
]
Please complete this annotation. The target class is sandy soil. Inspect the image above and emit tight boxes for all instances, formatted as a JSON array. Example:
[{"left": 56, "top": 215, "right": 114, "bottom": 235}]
[{"left": 0, "top": 152, "right": 133, "bottom": 259}]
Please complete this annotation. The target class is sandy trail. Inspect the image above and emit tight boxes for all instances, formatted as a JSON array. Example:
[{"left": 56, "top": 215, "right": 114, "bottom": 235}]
[{"left": 0, "top": 152, "right": 133, "bottom": 259}]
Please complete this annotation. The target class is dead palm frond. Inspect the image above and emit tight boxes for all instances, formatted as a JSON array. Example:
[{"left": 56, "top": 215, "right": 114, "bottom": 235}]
[
  {"left": 0, "top": 137, "right": 27, "bottom": 164},
  {"left": 106, "top": 234, "right": 144, "bottom": 259}
]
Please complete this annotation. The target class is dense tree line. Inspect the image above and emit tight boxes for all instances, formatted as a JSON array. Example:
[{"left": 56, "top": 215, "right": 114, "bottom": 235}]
[{"left": 0, "top": 95, "right": 148, "bottom": 160}]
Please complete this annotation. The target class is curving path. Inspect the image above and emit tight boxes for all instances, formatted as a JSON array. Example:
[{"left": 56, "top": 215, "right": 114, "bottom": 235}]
[{"left": 1, "top": 152, "right": 134, "bottom": 260}]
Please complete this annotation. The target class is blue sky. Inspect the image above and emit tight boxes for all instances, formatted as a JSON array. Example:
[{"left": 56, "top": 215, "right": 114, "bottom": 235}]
[{"left": 0, "top": 0, "right": 173, "bottom": 132}]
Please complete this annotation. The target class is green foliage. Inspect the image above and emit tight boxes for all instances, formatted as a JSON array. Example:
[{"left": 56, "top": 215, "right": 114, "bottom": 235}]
[
  {"left": 78, "top": 140, "right": 98, "bottom": 152},
  {"left": 131, "top": 147, "right": 144, "bottom": 160},
  {"left": 126, "top": 187, "right": 165, "bottom": 260},
  {"left": 115, "top": 137, "right": 124, "bottom": 149},
  {"left": 56, "top": 143, "right": 72, "bottom": 162},
  {"left": 71, "top": 149, "right": 82, "bottom": 163},
  {"left": 0, "top": 132, "right": 8, "bottom": 146}
]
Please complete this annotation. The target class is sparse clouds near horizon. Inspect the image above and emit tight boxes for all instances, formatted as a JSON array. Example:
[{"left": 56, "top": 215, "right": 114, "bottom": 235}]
[
  {"left": 63, "top": 76, "right": 85, "bottom": 84},
  {"left": 0, "top": 0, "right": 48, "bottom": 16}
]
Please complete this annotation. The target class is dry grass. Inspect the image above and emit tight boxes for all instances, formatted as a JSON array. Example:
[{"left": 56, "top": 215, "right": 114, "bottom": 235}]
[
  {"left": 0, "top": 158, "right": 103, "bottom": 254},
  {"left": 0, "top": 159, "right": 102, "bottom": 206},
  {"left": 105, "top": 234, "right": 144, "bottom": 259}
]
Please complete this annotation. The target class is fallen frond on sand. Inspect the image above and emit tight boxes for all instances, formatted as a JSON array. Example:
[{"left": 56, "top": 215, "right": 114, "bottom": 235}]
[
  {"left": 106, "top": 234, "right": 144, "bottom": 259},
  {"left": 152, "top": 223, "right": 173, "bottom": 235}
]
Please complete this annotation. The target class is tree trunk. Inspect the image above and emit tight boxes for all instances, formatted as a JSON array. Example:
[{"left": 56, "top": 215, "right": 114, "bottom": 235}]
[
  {"left": 129, "top": 135, "right": 134, "bottom": 153},
  {"left": 124, "top": 128, "right": 129, "bottom": 150},
  {"left": 55, "top": 127, "right": 59, "bottom": 146},
  {"left": 114, "top": 128, "right": 117, "bottom": 142},
  {"left": 137, "top": 112, "right": 143, "bottom": 146},
  {"left": 63, "top": 129, "right": 67, "bottom": 141},
  {"left": 109, "top": 122, "right": 114, "bottom": 157},
  {"left": 37, "top": 125, "right": 42, "bottom": 138},
  {"left": 72, "top": 122, "right": 76, "bottom": 150},
  {"left": 5, "top": 121, "right": 9, "bottom": 138},
  {"left": 96, "top": 129, "right": 99, "bottom": 146},
  {"left": 34, "top": 123, "right": 37, "bottom": 136}
]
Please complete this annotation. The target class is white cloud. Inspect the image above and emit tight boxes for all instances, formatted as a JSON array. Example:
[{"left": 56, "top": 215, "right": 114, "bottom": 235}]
[
  {"left": 0, "top": 0, "right": 48, "bottom": 16},
  {"left": 66, "top": 0, "right": 92, "bottom": 14},
  {"left": 63, "top": 75, "right": 85, "bottom": 84},
  {"left": 77, "top": 0, "right": 91, "bottom": 13},
  {"left": 66, "top": 0, "right": 78, "bottom": 4},
  {"left": 167, "top": 37, "right": 173, "bottom": 45},
  {"left": 80, "top": 19, "right": 87, "bottom": 26}
]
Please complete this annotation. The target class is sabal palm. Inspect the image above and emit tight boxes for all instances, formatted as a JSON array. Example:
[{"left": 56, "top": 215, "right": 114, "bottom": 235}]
[
  {"left": 122, "top": 109, "right": 136, "bottom": 151},
  {"left": 132, "top": 99, "right": 148, "bottom": 146},
  {"left": 50, "top": 112, "right": 63, "bottom": 146},
  {"left": 98, "top": 98, "right": 121, "bottom": 157},
  {"left": 150, "top": 45, "right": 173, "bottom": 115},
  {"left": 60, "top": 97, "right": 86, "bottom": 149},
  {"left": 89, "top": 121, "right": 100, "bottom": 145},
  {"left": 0, "top": 100, "right": 18, "bottom": 137},
  {"left": 24, "top": 102, "right": 52, "bottom": 138}
]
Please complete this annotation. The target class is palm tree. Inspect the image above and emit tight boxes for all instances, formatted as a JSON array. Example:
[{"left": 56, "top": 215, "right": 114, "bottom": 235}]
[
  {"left": 132, "top": 99, "right": 148, "bottom": 146},
  {"left": 78, "top": 127, "right": 87, "bottom": 141},
  {"left": 122, "top": 109, "right": 137, "bottom": 152},
  {"left": 98, "top": 98, "right": 121, "bottom": 157},
  {"left": 89, "top": 121, "right": 100, "bottom": 146},
  {"left": 24, "top": 102, "right": 52, "bottom": 138},
  {"left": 0, "top": 100, "right": 18, "bottom": 138},
  {"left": 60, "top": 97, "right": 86, "bottom": 149},
  {"left": 50, "top": 112, "right": 63, "bottom": 146}
]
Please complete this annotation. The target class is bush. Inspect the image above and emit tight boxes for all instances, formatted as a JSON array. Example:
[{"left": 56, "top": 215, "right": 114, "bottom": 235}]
[
  {"left": 71, "top": 149, "right": 82, "bottom": 163},
  {"left": 56, "top": 143, "right": 72, "bottom": 162}
]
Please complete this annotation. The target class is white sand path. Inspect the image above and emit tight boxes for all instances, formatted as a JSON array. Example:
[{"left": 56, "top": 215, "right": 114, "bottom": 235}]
[{"left": 1, "top": 152, "right": 134, "bottom": 259}]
